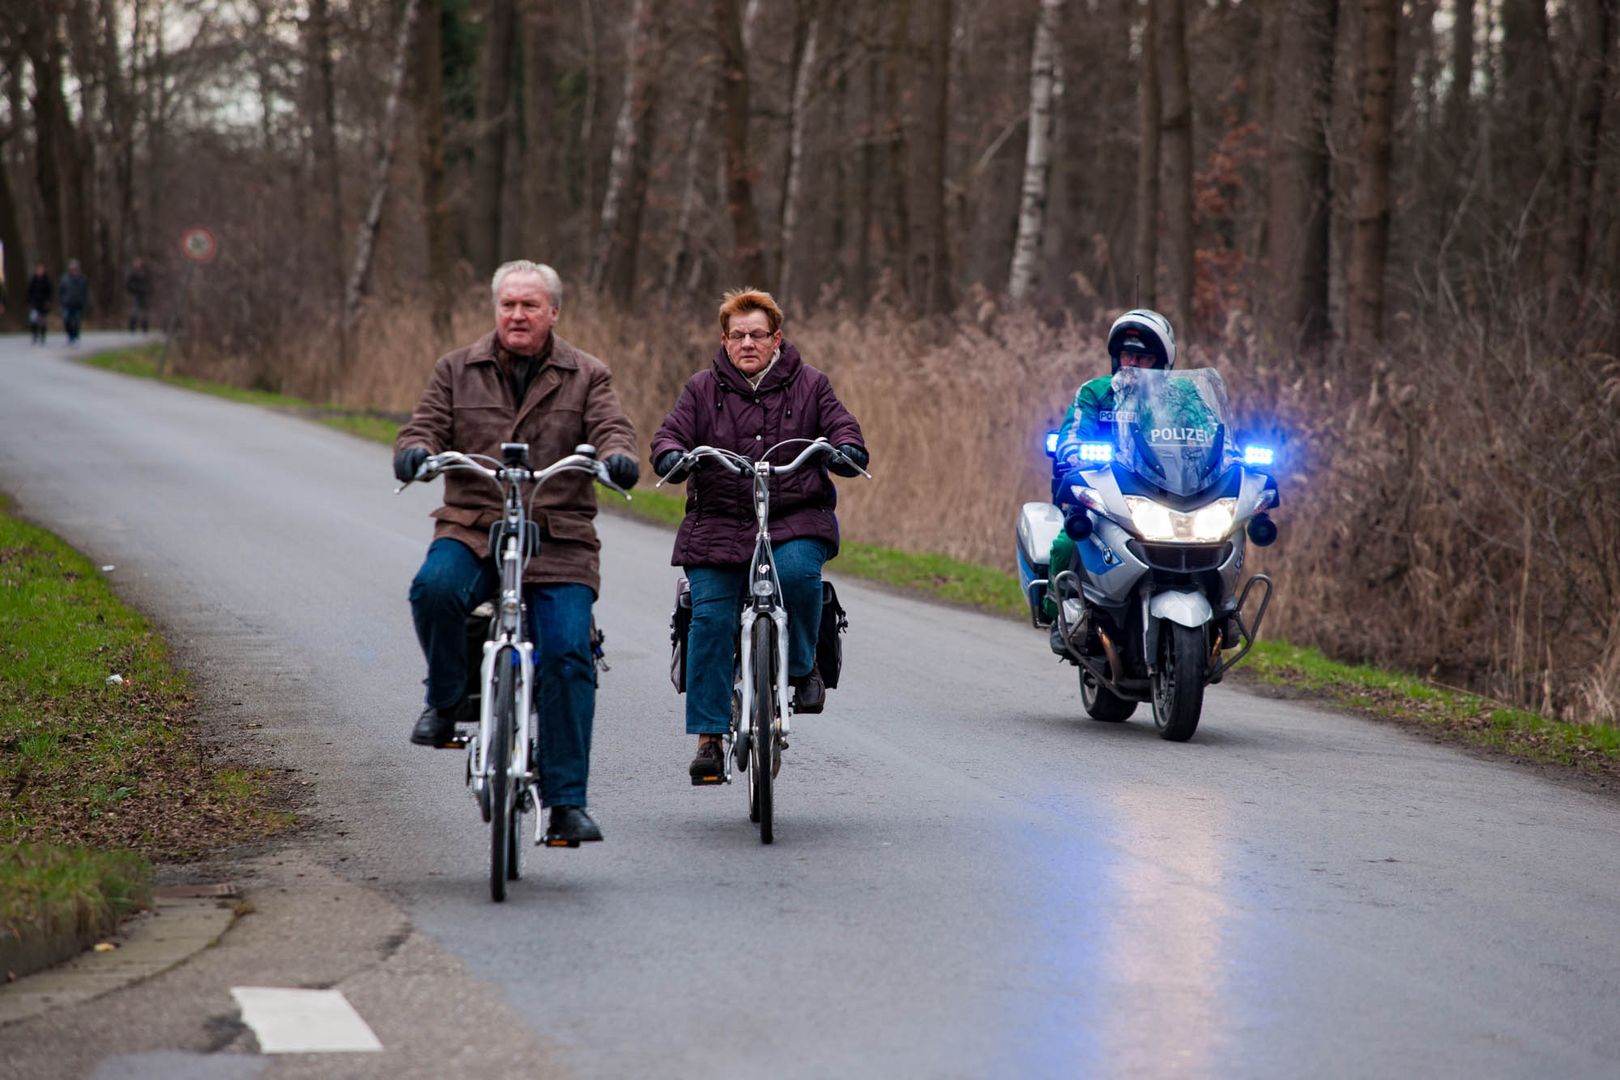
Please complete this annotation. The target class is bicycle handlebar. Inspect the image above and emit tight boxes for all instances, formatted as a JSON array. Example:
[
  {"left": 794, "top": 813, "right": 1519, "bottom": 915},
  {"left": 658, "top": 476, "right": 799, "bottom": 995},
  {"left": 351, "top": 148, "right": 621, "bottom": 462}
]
[
  {"left": 654, "top": 437, "right": 871, "bottom": 488},
  {"left": 394, "top": 447, "right": 632, "bottom": 500}
]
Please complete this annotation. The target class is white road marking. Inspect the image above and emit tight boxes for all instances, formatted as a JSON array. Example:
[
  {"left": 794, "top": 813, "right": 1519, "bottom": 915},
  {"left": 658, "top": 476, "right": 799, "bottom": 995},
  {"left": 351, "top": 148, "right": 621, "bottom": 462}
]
[{"left": 230, "top": 987, "right": 382, "bottom": 1054}]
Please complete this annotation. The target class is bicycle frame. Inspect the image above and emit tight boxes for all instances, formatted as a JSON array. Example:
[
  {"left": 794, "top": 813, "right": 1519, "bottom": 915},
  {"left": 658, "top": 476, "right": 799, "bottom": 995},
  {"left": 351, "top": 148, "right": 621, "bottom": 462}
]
[
  {"left": 733, "top": 458, "right": 793, "bottom": 764},
  {"left": 468, "top": 467, "right": 542, "bottom": 837}
]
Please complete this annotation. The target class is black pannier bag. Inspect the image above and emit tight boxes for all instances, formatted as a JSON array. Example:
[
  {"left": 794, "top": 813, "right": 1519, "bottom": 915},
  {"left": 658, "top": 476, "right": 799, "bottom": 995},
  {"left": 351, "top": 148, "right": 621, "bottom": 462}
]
[
  {"left": 816, "top": 581, "right": 848, "bottom": 689},
  {"left": 669, "top": 577, "right": 693, "bottom": 693}
]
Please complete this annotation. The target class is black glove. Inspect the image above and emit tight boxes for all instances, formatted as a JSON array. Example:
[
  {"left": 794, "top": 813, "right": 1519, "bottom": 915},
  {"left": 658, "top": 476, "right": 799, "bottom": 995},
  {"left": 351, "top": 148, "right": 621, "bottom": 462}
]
[
  {"left": 829, "top": 443, "right": 868, "bottom": 478},
  {"left": 394, "top": 446, "right": 429, "bottom": 483},
  {"left": 655, "top": 448, "right": 693, "bottom": 483},
  {"left": 604, "top": 453, "right": 640, "bottom": 490}
]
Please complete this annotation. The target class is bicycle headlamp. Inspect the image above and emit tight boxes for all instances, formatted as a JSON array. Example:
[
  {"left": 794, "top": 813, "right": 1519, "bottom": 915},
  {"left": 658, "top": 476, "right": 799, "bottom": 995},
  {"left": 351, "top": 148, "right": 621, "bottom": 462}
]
[{"left": 751, "top": 579, "right": 774, "bottom": 598}]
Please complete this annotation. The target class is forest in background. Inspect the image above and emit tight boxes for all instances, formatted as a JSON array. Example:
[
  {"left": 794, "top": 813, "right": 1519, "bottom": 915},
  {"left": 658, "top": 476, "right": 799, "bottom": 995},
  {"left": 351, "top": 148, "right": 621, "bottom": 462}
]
[{"left": 2, "top": 0, "right": 1618, "bottom": 723}]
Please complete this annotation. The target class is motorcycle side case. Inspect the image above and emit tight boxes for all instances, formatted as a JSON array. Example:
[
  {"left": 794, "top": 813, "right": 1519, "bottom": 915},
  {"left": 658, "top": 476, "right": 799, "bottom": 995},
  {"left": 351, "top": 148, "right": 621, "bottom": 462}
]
[{"left": 1015, "top": 502, "right": 1065, "bottom": 625}]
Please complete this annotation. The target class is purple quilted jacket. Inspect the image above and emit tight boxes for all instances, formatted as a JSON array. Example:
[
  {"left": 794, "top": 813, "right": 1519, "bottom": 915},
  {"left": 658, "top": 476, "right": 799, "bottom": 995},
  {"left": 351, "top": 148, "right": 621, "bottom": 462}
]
[{"left": 650, "top": 342, "right": 866, "bottom": 568}]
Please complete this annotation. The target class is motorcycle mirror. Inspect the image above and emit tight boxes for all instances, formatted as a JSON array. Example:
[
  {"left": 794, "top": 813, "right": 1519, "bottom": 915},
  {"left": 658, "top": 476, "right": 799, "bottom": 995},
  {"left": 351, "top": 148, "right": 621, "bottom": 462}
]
[{"left": 1248, "top": 513, "right": 1278, "bottom": 547}]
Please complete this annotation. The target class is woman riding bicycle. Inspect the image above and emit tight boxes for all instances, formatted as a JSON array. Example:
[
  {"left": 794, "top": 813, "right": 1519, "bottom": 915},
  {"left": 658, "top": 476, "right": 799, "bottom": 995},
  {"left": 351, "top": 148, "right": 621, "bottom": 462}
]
[{"left": 651, "top": 289, "right": 868, "bottom": 783}]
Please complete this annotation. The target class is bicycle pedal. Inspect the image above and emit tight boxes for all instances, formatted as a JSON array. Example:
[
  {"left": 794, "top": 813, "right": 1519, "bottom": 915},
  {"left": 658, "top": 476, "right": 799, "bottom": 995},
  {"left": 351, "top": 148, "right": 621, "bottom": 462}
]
[
  {"left": 691, "top": 774, "right": 725, "bottom": 786},
  {"left": 543, "top": 837, "right": 581, "bottom": 848},
  {"left": 439, "top": 735, "right": 470, "bottom": 749}
]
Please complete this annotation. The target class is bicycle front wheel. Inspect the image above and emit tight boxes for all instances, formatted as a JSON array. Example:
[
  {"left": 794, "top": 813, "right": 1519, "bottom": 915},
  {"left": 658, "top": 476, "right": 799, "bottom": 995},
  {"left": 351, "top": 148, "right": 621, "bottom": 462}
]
[
  {"left": 489, "top": 655, "right": 514, "bottom": 902},
  {"left": 749, "top": 617, "right": 775, "bottom": 844}
]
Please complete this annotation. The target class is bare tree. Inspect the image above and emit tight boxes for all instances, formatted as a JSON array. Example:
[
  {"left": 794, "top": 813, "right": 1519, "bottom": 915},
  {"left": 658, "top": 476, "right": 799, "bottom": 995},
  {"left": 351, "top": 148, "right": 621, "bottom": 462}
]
[
  {"left": 518, "top": 0, "right": 556, "bottom": 258},
  {"left": 343, "top": 0, "right": 423, "bottom": 338},
  {"left": 1347, "top": 0, "right": 1399, "bottom": 351},
  {"left": 776, "top": 10, "right": 821, "bottom": 307},
  {"left": 1135, "top": 0, "right": 1161, "bottom": 310},
  {"left": 305, "top": 0, "right": 345, "bottom": 312},
  {"left": 1265, "top": 0, "right": 1339, "bottom": 349},
  {"left": 1160, "top": 0, "right": 1194, "bottom": 331},
  {"left": 415, "top": 0, "right": 454, "bottom": 339},
  {"left": 714, "top": 0, "right": 766, "bottom": 284},
  {"left": 1008, "top": 0, "right": 1063, "bottom": 303},
  {"left": 591, "top": 0, "right": 662, "bottom": 303},
  {"left": 909, "top": 0, "right": 954, "bottom": 314},
  {"left": 471, "top": 0, "right": 517, "bottom": 275}
]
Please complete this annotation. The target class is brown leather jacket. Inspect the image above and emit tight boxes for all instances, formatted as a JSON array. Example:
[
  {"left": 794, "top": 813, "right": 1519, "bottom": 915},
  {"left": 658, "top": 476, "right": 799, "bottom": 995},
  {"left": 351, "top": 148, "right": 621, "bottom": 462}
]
[{"left": 396, "top": 330, "right": 636, "bottom": 594}]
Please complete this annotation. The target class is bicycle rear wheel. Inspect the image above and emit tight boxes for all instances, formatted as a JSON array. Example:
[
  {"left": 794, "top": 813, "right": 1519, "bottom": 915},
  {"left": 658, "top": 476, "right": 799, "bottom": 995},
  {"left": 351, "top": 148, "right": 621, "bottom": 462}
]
[
  {"left": 749, "top": 617, "right": 775, "bottom": 844},
  {"left": 489, "top": 655, "right": 514, "bottom": 902}
]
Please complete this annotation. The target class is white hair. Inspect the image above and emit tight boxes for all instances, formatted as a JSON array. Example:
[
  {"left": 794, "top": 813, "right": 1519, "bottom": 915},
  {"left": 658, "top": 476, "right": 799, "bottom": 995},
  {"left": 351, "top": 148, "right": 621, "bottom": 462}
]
[{"left": 491, "top": 260, "right": 563, "bottom": 308}]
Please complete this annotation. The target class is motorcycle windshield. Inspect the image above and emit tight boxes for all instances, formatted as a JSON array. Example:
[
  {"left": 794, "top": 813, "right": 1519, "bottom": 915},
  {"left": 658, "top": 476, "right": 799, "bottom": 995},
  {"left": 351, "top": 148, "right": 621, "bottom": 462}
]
[{"left": 1111, "top": 368, "right": 1235, "bottom": 496}]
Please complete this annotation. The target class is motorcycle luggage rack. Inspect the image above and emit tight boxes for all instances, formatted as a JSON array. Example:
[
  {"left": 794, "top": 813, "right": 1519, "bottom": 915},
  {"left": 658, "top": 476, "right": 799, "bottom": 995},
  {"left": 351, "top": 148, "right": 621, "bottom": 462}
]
[{"left": 1210, "top": 574, "right": 1273, "bottom": 681}]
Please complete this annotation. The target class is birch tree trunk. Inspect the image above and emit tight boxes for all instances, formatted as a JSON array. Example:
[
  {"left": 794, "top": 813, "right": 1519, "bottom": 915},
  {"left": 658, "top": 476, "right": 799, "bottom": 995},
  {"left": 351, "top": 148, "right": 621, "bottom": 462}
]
[
  {"left": 663, "top": 81, "right": 715, "bottom": 304},
  {"left": 777, "top": 15, "right": 820, "bottom": 307},
  {"left": 591, "top": 0, "right": 657, "bottom": 300},
  {"left": 1008, "top": 0, "right": 1063, "bottom": 303},
  {"left": 1347, "top": 0, "right": 1399, "bottom": 350},
  {"left": 1135, "top": 0, "right": 1161, "bottom": 309},
  {"left": 1160, "top": 0, "right": 1194, "bottom": 332},
  {"left": 342, "top": 0, "right": 421, "bottom": 336}
]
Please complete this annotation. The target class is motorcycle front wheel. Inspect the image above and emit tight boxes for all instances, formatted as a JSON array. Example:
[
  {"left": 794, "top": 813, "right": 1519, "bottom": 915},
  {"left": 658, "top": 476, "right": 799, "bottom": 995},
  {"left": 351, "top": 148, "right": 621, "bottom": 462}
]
[{"left": 1151, "top": 623, "right": 1207, "bottom": 742}]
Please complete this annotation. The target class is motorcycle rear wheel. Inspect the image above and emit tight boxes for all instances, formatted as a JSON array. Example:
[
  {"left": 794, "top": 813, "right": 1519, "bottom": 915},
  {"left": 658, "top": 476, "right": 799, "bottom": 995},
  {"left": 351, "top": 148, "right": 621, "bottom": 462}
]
[
  {"left": 1080, "top": 668, "right": 1136, "bottom": 722},
  {"left": 1152, "top": 623, "right": 1207, "bottom": 742}
]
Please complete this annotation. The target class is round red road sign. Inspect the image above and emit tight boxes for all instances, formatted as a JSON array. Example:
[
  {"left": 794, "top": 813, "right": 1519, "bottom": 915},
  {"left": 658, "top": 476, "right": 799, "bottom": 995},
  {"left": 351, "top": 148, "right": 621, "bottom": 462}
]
[{"left": 180, "top": 227, "right": 218, "bottom": 263}]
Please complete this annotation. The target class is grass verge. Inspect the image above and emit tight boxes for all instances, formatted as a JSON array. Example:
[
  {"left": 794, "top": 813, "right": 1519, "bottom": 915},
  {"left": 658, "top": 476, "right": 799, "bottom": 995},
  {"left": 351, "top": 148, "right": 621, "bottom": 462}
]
[
  {"left": 1, "top": 497, "right": 291, "bottom": 958},
  {"left": 74, "top": 345, "right": 1620, "bottom": 784},
  {"left": 1243, "top": 640, "right": 1620, "bottom": 775}
]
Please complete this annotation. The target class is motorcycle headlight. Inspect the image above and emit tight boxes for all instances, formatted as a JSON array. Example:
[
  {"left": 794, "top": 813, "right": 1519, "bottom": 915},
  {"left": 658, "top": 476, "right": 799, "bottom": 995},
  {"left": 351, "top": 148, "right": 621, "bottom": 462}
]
[{"left": 1124, "top": 497, "right": 1237, "bottom": 542}]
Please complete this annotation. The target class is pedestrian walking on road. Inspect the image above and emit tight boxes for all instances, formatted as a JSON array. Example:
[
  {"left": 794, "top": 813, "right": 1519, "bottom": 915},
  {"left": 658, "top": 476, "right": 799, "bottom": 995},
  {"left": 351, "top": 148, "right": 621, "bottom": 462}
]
[
  {"left": 126, "top": 257, "right": 153, "bottom": 333},
  {"left": 58, "top": 260, "right": 88, "bottom": 345},
  {"left": 393, "top": 260, "right": 640, "bottom": 846},
  {"left": 26, "top": 263, "right": 52, "bottom": 345}
]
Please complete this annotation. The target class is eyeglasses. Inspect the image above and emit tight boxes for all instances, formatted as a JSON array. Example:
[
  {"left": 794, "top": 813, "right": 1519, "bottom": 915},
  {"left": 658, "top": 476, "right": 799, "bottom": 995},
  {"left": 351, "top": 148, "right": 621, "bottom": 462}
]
[{"left": 726, "top": 329, "right": 776, "bottom": 343}]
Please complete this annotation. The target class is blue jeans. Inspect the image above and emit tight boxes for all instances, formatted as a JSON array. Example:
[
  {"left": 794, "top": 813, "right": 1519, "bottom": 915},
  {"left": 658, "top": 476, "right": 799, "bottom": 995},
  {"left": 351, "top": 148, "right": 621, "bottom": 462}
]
[
  {"left": 684, "top": 538, "right": 828, "bottom": 736},
  {"left": 62, "top": 306, "right": 83, "bottom": 342},
  {"left": 409, "top": 538, "right": 597, "bottom": 807}
]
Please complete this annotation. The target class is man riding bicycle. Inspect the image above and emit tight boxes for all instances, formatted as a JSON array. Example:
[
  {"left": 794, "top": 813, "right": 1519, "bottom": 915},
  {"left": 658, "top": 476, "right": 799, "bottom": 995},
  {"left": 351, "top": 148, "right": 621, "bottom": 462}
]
[
  {"left": 650, "top": 289, "right": 868, "bottom": 783},
  {"left": 394, "top": 260, "right": 639, "bottom": 845}
]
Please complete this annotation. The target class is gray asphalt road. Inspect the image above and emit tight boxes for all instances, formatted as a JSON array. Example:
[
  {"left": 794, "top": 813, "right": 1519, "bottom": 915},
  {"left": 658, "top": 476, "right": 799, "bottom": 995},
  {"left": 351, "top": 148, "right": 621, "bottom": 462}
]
[{"left": 4, "top": 333, "right": 1619, "bottom": 1079}]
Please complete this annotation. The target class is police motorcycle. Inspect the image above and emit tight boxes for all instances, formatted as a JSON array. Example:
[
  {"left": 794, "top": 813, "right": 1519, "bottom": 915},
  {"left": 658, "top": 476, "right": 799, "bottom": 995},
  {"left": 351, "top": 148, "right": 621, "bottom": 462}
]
[{"left": 1015, "top": 367, "right": 1279, "bottom": 741}]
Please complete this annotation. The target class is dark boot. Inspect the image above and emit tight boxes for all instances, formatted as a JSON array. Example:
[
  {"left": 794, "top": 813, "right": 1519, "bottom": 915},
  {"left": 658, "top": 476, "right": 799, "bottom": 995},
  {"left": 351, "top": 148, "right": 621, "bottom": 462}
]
[
  {"left": 409, "top": 704, "right": 462, "bottom": 747},
  {"left": 790, "top": 666, "right": 825, "bottom": 714},
  {"left": 544, "top": 806, "right": 602, "bottom": 845}
]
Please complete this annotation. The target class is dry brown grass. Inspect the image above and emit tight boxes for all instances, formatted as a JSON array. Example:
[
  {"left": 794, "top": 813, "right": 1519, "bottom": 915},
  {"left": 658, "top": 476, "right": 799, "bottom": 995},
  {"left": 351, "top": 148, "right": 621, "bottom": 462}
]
[{"left": 164, "top": 289, "right": 1620, "bottom": 726}]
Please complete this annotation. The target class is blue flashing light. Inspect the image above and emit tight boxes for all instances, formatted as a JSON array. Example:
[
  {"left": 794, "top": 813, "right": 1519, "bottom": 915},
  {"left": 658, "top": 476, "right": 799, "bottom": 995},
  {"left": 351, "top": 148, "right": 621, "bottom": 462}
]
[
  {"left": 1078, "top": 442, "right": 1113, "bottom": 464},
  {"left": 1243, "top": 445, "right": 1276, "bottom": 467},
  {"left": 1044, "top": 431, "right": 1059, "bottom": 456}
]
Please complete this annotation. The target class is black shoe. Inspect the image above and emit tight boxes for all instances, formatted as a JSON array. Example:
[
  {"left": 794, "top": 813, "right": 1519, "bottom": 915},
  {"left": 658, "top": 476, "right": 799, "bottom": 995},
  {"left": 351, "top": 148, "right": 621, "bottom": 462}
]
[
  {"left": 409, "top": 704, "right": 462, "bottom": 747},
  {"left": 790, "top": 667, "right": 825, "bottom": 714},
  {"left": 1049, "top": 622, "right": 1069, "bottom": 657},
  {"left": 544, "top": 806, "right": 602, "bottom": 845},
  {"left": 689, "top": 738, "right": 724, "bottom": 783}
]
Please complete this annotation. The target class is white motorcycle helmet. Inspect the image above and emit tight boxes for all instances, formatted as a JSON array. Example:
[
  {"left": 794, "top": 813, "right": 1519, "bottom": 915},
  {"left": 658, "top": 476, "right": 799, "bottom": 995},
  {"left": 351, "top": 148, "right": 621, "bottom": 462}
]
[{"left": 1106, "top": 309, "right": 1177, "bottom": 372}]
